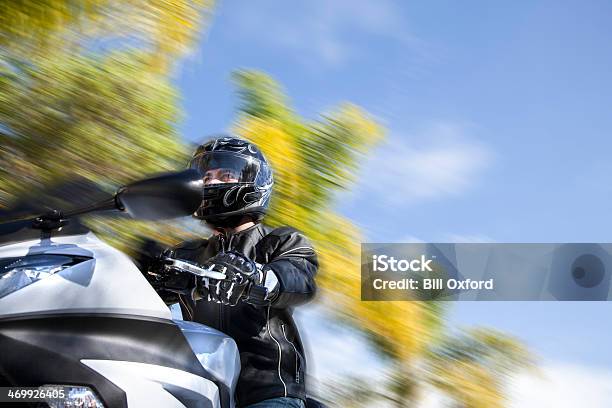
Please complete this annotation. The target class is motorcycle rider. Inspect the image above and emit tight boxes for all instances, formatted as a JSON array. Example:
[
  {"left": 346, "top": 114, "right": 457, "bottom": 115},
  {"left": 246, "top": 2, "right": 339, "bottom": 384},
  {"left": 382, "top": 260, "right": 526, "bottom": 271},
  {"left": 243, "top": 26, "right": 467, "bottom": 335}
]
[{"left": 155, "top": 136, "right": 318, "bottom": 408}]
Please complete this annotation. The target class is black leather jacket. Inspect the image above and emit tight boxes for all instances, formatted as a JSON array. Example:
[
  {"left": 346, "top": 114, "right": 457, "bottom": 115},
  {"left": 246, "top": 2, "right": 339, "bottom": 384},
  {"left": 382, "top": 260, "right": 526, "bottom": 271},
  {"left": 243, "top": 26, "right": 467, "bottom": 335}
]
[{"left": 169, "top": 223, "right": 318, "bottom": 407}]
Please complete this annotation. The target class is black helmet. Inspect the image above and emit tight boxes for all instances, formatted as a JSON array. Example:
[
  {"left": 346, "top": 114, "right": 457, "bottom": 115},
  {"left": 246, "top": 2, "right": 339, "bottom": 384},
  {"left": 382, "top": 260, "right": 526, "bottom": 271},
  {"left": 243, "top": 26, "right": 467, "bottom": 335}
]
[{"left": 189, "top": 135, "right": 274, "bottom": 227}]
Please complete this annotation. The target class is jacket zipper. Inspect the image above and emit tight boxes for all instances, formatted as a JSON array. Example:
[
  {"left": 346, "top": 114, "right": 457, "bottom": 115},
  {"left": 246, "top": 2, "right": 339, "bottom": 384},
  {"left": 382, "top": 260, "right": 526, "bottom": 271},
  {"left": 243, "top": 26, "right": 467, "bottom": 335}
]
[
  {"left": 281, "top": 323, "right": 300, "bottom": 384},
  {"left": 267, "top": 306, "right": 287, "bottom": 396},
  {"left": 218, "top": 234, "right": 226, "bottom": 331},
  {"left": 219, "top": 234, "right": 226, "bottom": 252}
]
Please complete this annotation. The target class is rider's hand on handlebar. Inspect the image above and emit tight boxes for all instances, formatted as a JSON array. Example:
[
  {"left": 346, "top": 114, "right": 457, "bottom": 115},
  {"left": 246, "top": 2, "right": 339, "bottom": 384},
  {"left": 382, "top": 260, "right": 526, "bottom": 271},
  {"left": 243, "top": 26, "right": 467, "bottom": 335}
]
[{"left": 199, "top": 251, "right": 279, "bottom": 306}]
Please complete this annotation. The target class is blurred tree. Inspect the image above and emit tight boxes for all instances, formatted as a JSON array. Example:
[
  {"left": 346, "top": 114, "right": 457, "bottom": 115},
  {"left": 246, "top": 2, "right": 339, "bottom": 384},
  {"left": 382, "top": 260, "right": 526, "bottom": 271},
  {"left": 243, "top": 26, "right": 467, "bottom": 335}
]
[
  {"left": 0, "top": 0, "right": 213, "bottom": 72},
  {"left": 317, "top": 375, "right": 383, "bottom": 408},
  {"left": 231, "top": 70, "right": 533, "bottom": 407},
  {"left": 0, "top": 51, "right": 183, "bottom": 198},
  {"left": 0, "top": 49, "right": 203, "bottom": 249},
  {"left": 232, "top": 70, "right": 439, "bottom": 362},
  {"left": 321, "top": 329, "right": 534, "bottom": 408},
  {"left": 0, "top": 1, "right": 213, "bottom": 249},
  {"left": 424, "top": 328, "right": 534, "bottom": 408}
]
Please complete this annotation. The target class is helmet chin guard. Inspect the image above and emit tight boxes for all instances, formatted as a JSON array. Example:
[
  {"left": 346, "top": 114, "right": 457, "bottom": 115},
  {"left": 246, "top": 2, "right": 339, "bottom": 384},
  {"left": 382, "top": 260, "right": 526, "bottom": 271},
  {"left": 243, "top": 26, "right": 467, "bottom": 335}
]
[{"left": 190, "top": 136, "right": 273, "bottom": 227}]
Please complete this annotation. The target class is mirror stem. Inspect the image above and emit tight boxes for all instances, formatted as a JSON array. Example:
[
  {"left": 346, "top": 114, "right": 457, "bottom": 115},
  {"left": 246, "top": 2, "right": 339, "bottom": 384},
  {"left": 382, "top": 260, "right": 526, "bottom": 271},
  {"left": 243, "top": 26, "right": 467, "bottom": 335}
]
[{"left": 63, "top": 196, "right": 120, "bottom": 218}]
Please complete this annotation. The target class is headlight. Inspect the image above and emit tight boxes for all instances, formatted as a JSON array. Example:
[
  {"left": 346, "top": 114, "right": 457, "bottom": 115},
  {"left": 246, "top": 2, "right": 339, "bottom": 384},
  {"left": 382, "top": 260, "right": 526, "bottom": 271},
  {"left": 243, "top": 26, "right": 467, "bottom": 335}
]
[
  {"left": 0, "top": 254, "right": 91, "bottom": 299},
  {"left": 43, "top": 385, "right": 105, "bottom": 408}
]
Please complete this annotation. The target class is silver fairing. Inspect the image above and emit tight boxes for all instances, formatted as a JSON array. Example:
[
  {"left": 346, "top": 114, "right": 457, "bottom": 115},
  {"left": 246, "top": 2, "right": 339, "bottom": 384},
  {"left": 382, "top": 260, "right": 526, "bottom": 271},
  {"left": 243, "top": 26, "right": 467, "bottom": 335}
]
[
  {"left": 176, "top": 320, "right": 241, "bottom": 394},
  {"left": 81, "top": 359, "right": 222, "bottom": 408},
  {"left": 0, "top": 231, "right": 242, "bottom": 407},
  {"left": 0, "top": 232, "right": 172, "bottom": 319}
]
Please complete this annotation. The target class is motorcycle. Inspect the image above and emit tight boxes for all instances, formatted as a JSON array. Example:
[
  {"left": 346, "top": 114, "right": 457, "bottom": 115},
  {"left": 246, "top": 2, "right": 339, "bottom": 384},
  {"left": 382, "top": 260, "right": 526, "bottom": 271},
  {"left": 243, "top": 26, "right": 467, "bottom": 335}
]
[{"left": 0, "top": 170, "right": 242, "bottom": 408}]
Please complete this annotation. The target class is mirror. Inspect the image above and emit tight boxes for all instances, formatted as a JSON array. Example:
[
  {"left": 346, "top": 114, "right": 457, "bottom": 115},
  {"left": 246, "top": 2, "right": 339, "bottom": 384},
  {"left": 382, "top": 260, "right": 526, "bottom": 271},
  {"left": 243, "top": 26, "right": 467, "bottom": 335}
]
[{"left": 115, "top": 169, "right": 203, "bottom": 220}]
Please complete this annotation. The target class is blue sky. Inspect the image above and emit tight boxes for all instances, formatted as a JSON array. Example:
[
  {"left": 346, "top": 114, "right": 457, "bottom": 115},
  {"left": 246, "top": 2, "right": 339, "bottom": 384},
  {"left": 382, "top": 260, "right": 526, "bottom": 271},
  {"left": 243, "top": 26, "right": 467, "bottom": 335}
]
[{"left": 175, "top": 1, "right": 612, "bottom": 404}]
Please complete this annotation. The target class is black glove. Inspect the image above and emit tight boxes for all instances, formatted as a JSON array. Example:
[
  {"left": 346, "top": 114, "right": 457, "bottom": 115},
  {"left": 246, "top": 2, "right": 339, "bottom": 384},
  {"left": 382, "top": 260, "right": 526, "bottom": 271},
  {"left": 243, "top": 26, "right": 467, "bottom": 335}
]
[{"left": 199, "top": 251, "right": 278, "bottom": 306}]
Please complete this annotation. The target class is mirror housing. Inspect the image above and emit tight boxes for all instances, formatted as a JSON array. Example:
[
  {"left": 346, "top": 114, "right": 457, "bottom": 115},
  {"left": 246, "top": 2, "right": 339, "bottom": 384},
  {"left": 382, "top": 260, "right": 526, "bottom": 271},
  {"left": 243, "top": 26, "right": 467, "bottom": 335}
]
[{"left": 115, "top": 169, "right": 203, "bottom": 220}]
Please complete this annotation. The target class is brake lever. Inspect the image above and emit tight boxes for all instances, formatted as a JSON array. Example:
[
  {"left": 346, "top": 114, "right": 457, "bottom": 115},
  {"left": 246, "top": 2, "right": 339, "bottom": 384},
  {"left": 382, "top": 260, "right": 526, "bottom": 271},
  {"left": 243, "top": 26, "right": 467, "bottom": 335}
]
[{"left": 162, "top": 257, "right": 228, "bottom": 280}]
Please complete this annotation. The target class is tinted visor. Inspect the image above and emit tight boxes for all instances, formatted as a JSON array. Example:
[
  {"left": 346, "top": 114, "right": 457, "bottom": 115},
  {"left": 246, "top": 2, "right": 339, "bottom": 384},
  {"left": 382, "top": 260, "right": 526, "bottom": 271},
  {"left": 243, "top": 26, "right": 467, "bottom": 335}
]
[{"left": 190, "top": 152, "right": 260, "bottom": 185}]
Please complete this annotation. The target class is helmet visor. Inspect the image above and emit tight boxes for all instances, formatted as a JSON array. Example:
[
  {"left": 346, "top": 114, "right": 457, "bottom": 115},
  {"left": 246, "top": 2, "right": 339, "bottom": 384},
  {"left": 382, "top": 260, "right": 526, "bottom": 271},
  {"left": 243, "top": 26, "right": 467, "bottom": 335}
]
[{"left": 190, "top": 152, "right": 260, "bottom": 185}]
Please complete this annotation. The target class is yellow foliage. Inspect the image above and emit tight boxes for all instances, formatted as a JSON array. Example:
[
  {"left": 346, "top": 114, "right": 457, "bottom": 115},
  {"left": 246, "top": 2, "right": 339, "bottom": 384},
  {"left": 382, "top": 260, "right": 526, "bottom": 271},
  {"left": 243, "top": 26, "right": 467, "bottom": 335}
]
[
  {"left": 233, "top": 100, "right": 436, "bottom": 364},
  {"left": 0, "top": 0, "right": 214, "bottom": 72},
  {"left": 234, "top": 116, "right": 301, "bottom": 202},
  {"left": 430, "top": 361, "right": 504, "bottom": 408},
  {"left": 230, "top": 73, "right": 531, "bottom": 408}
]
